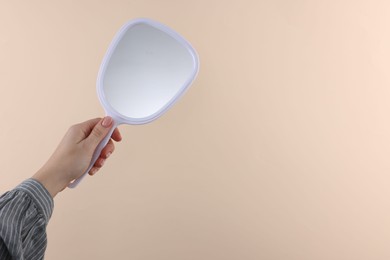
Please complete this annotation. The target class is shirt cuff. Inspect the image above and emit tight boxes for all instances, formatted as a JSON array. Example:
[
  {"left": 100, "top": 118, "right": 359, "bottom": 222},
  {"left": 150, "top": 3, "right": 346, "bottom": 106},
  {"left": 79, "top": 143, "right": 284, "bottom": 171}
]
[{"left": 14, "top": 178, "right": 54, "bottom": 221}]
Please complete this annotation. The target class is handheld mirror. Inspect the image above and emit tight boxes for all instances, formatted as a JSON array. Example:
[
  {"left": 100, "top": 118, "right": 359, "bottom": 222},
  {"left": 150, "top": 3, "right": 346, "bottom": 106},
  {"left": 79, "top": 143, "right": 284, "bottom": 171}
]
[{"left": 69, "top": 18, "right": 199, "bottom": 188}]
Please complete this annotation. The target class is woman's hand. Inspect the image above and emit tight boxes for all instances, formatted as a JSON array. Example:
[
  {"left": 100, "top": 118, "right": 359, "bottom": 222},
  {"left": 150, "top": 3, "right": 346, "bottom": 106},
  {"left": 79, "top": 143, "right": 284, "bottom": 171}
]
[{"left": 32, "top": 117, "right": 122, "bottom": 197}]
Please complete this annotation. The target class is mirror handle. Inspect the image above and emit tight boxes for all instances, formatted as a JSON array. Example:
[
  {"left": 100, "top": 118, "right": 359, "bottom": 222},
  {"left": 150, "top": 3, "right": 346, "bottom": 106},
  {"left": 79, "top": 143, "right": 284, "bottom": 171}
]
[{"left": 67, "top": 122, "right": 117, "bottom": 188}]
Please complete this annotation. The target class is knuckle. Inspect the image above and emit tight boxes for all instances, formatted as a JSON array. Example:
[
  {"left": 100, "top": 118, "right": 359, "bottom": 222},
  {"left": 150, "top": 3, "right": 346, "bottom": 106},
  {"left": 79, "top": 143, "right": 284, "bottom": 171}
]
[
  {"left": 66, "top": 124, "right": 80, "bottom": 137},
  {"left": 91, "top": 126, "right": 104, "bottom": 139},
  {"left": 68, "top": 124, "right": 79, "bottom": 133}
]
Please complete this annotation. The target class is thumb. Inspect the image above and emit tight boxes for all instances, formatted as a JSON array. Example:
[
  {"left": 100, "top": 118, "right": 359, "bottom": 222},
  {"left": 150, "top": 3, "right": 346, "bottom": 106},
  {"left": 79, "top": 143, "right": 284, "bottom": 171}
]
[{"left": 85, "top": 116, "right": 113, "bottom": 150}]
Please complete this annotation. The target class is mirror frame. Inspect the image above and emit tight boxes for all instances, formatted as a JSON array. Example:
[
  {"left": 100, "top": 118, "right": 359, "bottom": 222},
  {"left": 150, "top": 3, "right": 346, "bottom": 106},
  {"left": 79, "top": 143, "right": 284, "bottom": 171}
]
[{"left": 96, "top": 18, "right": 199, "bottom": 125}]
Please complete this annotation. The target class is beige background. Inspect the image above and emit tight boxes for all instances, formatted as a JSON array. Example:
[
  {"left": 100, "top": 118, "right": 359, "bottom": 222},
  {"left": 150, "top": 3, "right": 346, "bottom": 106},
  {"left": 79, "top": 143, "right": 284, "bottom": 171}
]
[{"left": 1, "top": 0, "right": 390, "bottom": 259}]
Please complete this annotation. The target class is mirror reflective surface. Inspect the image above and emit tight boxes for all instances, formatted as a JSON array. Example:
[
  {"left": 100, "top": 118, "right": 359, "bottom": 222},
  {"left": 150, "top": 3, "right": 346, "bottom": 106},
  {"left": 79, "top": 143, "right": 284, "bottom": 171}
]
[{"left": 101, "top": 22, "right": 198, "bottom": 120}]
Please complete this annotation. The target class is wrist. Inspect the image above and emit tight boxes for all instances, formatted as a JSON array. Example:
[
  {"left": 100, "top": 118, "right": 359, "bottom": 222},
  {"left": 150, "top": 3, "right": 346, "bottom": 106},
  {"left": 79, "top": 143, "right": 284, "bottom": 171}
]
[{"left": 32, "top": 167, "right": 70, "bottom": 198}]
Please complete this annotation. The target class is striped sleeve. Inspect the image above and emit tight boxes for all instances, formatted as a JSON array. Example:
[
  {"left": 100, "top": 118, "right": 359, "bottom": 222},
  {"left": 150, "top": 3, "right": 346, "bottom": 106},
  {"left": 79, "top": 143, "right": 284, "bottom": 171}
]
[{"left": 0, "top": 178, "right": 54, "bottom": 260}]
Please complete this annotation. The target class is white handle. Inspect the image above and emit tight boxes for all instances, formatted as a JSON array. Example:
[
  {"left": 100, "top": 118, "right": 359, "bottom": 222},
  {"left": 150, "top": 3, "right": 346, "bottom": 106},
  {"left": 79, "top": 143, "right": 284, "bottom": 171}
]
[{"left": 68, "top": 122, "right": 117, "bottom": 188}]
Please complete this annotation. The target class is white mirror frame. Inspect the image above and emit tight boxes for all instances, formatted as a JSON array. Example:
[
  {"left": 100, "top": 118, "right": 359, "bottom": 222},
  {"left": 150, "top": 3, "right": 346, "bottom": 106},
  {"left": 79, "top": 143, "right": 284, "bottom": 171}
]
[{"left": 97, "top": 18, "right": 199, "bottom": 125}]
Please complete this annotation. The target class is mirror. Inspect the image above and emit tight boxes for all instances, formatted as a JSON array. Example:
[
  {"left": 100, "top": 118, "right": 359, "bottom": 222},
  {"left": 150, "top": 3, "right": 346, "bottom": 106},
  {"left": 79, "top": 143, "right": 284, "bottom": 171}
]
[
  {"left": 98, "top": 18, "right": 199, "bottom": 124},
  {"left": 102, "top": 23, "right": 197, "bottom": 119},
  {"left": 69, "top": 18, "right": 199, "bottom": 188}
]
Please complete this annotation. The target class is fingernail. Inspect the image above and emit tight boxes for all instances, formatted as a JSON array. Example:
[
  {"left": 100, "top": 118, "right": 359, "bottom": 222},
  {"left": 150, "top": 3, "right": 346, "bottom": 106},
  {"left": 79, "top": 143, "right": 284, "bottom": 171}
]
[
  {"left": 90, "top": 168, "right": 98, "bottom": 175},
  {"left": 102, "top": 116, "right": 113, "bottom": 128},
  {"left": 100, "top": 159, "right": 105, "bottom": 167},
  {"left": 106, "top": 152, "right": 111, "bottom": 159}
]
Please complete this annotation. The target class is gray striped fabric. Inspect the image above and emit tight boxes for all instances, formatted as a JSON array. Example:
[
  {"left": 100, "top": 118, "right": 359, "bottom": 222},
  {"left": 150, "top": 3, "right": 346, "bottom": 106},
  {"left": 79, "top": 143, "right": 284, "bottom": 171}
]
[{"left": 0, "top": 178, "right": 54, "bottom": 260}]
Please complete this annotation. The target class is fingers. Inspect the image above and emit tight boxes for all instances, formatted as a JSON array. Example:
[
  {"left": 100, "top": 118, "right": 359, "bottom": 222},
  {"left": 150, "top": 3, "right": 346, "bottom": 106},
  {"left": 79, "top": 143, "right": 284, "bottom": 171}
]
[
  {"left": 72, "top": 118, "right": 101, "bottom": 140},
  {"left": 88, "top": 157, "right": 105, "bottom": 176},
  {"left": 89, "top": 139, "right": 115, "bottom": 176},
  {"left": 79, "top": 118, "right": 101, "bottom": 131},
  {"left": 88, "top": 158, "right": 106, "bottom": 176},
  {"left": 85, "top": 117, "right": 114, "bottom": 149},
  {"left": 75, "top": 117, "right": 121, "bottom": 143},
  {"left": 80, "top": 117, "right": 122, "bottom": 176},
  {"left": 112, "top": 127, "right": 122, "bottom": 142},
  {"left": 101, "top": 139, "right": 115, "bottom": 159},
  {"left": 89, "top": 167, "right": 100, "bottom": 176}
]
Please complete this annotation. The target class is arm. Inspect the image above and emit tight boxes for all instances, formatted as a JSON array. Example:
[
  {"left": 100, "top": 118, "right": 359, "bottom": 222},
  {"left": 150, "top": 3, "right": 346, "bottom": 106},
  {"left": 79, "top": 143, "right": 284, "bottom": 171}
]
[
  {"left": 0, "top": 117, "right": 121, "bottom": 259},
  {"left": 0, "top": 179, "right": 53, "bottom": 260}
]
